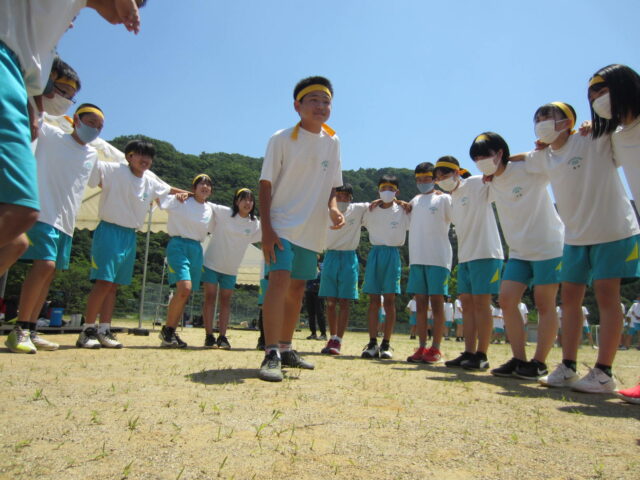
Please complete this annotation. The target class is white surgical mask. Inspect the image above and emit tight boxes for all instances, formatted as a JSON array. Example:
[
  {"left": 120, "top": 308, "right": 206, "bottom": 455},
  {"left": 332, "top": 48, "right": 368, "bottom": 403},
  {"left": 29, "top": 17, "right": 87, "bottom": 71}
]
[
  {"left": 417, "top": 182, "right": 435, "bottom": 194},
  {"left": 534, "top": 119, "right": 561, "bottom": 144},
  {"left": 437, "top": 176, "right": 458, "bottom": 192},
  {"left": 42, "top": 94, "right": 73, "bottom": 116},
  {"left": 592, "top": 92, "right": 612, "bottom": 120},
  {"left": 336, "top": 201, "right": 349, "bottom": 213},
  {"left": 476, "top": 156, "right": 499, "bottom": 176},
  {"left": 379, "top": 190, "right": 396, "bottom": 203},
  {"left": 74, "top": 118, "right": 101, "bottom": 144}
]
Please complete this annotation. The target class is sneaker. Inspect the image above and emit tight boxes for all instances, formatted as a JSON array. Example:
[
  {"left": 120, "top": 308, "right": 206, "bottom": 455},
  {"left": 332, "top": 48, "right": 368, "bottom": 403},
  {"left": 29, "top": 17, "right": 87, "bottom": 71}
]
[
  {"left": 97, "top": 330, "right": 123, "bottom": 349},
  {"left": 256, "top": 336, "right": 265, "bottom": 351},
  {"left": 409, "top": 335, "right": 416, "bottom": 340},
  {"left": 538, "top": 363, "right": 579, "bottom": 388},
  {"left": 281, "top": 350, "right": 314, "bottom": 370},
  {"left": 407, "top": 346, "right": 428, "bottom": 363},
  {"left": 318, "top": 334, "right": 327, "bottom": 341},
  {"left": 29, "top": 330, "right": 59, "bottom": 351},
  {"left": 491, "top": 357, "right": 522, "bottom": 377},
  {"left": 5, "top": 327, "right": 36, "bottom": 354},
  {"left": 571, "top": 367, "right": 616, "bottom": 394},
  {"left": 216, "top": 335, "right": 231, "bottom": 350},
  {"left": 361, "top": 341, "right": 379, "bottom": 359},
  {"left": 259, "top": 350, "right": 283, "bottom": 382},
  {"left": 306, "top": 334, "right": 318, "bottom": 340},
  {"left": 423, "top": 346, "right": 443, "bottom": 365},
  {"left": 204, "top": 333, "right": 216, "bottom": 348},
  {"left": 76, "top": 327, "right": 101, "bottom": 349},
  {"left": 616, "top": 383, "right": 640, "bottom": 405},
  {"left": 514, "top": 359, "right": 548, "bottom": 380},
  {"left": 445, "top": 351, "right": 474, "bottom": 368},
  {"left": 321, "top": 339, "right": 341, "bottom": 355},
  {"left": 379, "top": 343, "right": 393, "bottom": 359},
  {"left": 461, "top": 353, "right": 489, "bottom": 370},
  {"left": 159, "top": 326, "right": 188, "bottom": 349},
  {"left": 618, "top": 345, "right": 629, "bottom": 351}
]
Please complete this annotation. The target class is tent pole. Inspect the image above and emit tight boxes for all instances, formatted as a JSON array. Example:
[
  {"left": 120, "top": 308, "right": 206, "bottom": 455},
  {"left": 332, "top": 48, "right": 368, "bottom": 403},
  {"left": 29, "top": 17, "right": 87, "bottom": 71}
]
[
  {"left": 154, "top": 257, "right": 167, "bottom": 332},
  {"left": 138, "top": 204, "right": 153, "bottom": 330}
]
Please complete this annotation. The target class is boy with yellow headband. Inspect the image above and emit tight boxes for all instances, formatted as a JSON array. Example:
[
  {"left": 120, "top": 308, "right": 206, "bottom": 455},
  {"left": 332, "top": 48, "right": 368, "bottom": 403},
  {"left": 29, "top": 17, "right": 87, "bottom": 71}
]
[
  {"left": 258, "top": 76, "right": 344, "bottom": 382},
  {"left": 6, "top": 104, "right": 104, "bottom": 353}
]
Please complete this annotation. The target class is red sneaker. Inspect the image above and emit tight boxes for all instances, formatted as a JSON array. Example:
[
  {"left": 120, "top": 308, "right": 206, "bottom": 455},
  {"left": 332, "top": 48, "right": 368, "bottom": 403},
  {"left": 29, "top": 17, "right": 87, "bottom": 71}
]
[
  {"left": 422, "top": 346, "right": 443, "bottom": 364},
  {"left": 616, "top": 383, "right": 640, "bottom": 405},
  {"left": 328, "top": 339, "right": 341, "bottom": 355},
  {"left": 407, "top": 346, "right": 428, "bottom": 363}
]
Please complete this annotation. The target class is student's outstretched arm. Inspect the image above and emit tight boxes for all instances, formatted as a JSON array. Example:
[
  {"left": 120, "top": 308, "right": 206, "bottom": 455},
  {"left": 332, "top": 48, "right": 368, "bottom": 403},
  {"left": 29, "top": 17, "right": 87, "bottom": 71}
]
[
  {"left": 328, "top": 188, "right": 345, "bottom": 230},
  {"left": 259, "top": 180, "right": 283, "bottom": 264}
]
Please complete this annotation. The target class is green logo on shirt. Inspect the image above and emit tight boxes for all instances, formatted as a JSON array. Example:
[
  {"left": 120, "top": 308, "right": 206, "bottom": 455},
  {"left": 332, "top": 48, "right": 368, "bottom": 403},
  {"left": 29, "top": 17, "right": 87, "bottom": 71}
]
[
  {"left": 321, "top": 160, "right": 329, "bottom": 171},
  {"left": 390, "top": 221, "right": 399, "bottom": 229},
  {"left": 460, "top": 196, "right": 469, "bottom": 207},
  {"left": 568, "top": 157, "right": 582, "bottom": 170},
  {"left": 429, "top": 206, "right": 438, "bottom": 214},
  {"left": 512, "top": 186, "right": 523, "bottom": 199}
]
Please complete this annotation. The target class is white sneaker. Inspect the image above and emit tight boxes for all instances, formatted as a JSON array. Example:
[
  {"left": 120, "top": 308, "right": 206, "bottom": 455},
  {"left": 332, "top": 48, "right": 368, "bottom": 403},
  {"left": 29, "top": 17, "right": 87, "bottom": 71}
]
[
  {"left": 5, "top": 326, "right": 36, "bottom": 354},
  {"left": 76, "top": 327, "right": 101, "bottom": 349},
  {"left": 379, "top": 343, "right": 393, "bottom": 359},
  {"left": 29, "top": 331, "right": 59, "bottom": 351},
  {"left": 97, "top": 330, "right": 123, "bottom": 349},
  {"left": 571, "top": 367, "right": 616, "bottom": 394},
  {"left": 361, "top": 341, "right": 379, "bottom": 358},
  {"left": 539, "top": 363, "right": 580, "bottom": 388}
]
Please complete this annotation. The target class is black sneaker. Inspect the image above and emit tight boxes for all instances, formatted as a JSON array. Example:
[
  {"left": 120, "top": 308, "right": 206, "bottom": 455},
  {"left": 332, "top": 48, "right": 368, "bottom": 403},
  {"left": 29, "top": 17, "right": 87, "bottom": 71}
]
[
  {"left": 318, "top": 334, "right": 327, "bottom": 341},
  {"left": 259, "top": 350, "right": 283, "bottom": 382},
  {"left": 173, "top": 332, "right": 187, "bottom": 349},
  {"left": 514, "top": 359, "right": 548, "bottom": 380},
  {"left": 306, "top": 334, "right": 318, "bottom": 340},
  {"left": 361, "top": 340, "right": 379, "bottom": 358},
  {"left": 216, "top": 335, "right": 231, "bottom": 350},
  {"left": 444, "top": 351, "right": 474, "bottom": 368},
  {"left": 204, "top": 333, "right": 216, "bottom": 348},
  {"left": 256, "top": 336, "right": 265, "bottom": 351},
  {"left": 159, "top": 326, "right": 187, "bottom": 349},
  {"left": 490, "top": 357, "right": 522, "bottom": 377},
  {"left": 461, "top": 353, "right": 490, "bottom": 370},
  {"left": 281, "top": 350, "right": 315, "bottom": 370}
]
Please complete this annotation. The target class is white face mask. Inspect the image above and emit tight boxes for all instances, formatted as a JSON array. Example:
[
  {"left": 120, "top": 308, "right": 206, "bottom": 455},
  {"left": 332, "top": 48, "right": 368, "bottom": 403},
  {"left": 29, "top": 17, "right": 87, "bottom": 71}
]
[
  {"left": 42, "top": 94, "right": 73, "bottom": 116},
  {"left": 416, "top": 182, "right": 434, "bottom": 194},
  {"left": 437, "top": 176, "right": 458, "bottom": 192},
  {"left": 379, "top": 190, "right": 396, "bottom": 203},
  {"left": 592, "top": 92, "right": 612, "bottom": 120},
  {"left": 534, "top": 119, "right": 561, "bottom": 144},
  {"left": 476, "top": 156, "right": 499, "bottom": 176}
]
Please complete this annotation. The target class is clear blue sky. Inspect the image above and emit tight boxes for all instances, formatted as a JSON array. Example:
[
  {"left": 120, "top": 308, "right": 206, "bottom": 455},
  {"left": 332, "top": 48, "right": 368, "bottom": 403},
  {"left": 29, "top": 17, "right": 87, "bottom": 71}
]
[{"left": 58, "top": 0, "right": 640, "bottom": 175}]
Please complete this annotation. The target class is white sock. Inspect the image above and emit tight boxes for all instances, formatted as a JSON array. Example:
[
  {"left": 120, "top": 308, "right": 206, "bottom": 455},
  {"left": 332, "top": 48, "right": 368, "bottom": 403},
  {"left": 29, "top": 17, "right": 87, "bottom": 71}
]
[
  {"left": 98, "top": 323, "right": 110, "bottom": 334},
  {"left": 279, "top": 342, "right": 292, "bottom": 352},
  {"left": 332, "top": 335, "right": 341, "bottom": 342}
]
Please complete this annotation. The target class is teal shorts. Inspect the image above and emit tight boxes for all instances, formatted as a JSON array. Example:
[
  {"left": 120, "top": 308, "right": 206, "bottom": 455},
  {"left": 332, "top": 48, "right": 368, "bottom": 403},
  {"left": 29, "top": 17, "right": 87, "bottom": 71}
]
[
  {"left": 561, "top": 235, "right": 640, "bottom": 284},
  {"left": 363, "top": 245, "right": 402, "bottom": 294},
  {"left": 582, "top": 326, "right": 590, "bottom": 334},
  {"left": 628, "top": 325, "right": 639, "bottom": 335},
  {"left": 407, "top": 264, "right": 450, "bottom": 296},
  {"left": 494, "top": 327, "right": 505, "bottom": 334},
  {"left": 445, "top": 320, "right": 453, "bottom": 328},
  {"left": 454, "top": 318, "right": 463, "bottom": 325},
  {"left": 21, "top": 221, "right": 72, "bottom": 270},
  {"left": 409, "top": 313, "right": 417, "bottom": 326},
  {"left": 265, "top": 238, "right": 318, "bottom": 281},
  {"left": 167, "top": 237, "right": 204, "bottom": 290},
  {"left": 457, "top": 258, "right": 503, "bottom": 295},
  {"left": 90, "top": 221, "right": 137, "bottom": 285},
  {"left": 319, "top": 249, "right": 359, "bottom": 299},
  {"left": 202, "top": 266, "right": 236, "bottom": 290},
  {"left": 0, "top": 42, "right": 39, "bottom": 211},
  {"left": 378, "top": 310, "right": 386, "bottom": 323},
  {"left": 502, "top": 257, "right": 562, "bottom": 286},
  {"left": 257, "top": 278, "right": 268, "bottom": 305}
]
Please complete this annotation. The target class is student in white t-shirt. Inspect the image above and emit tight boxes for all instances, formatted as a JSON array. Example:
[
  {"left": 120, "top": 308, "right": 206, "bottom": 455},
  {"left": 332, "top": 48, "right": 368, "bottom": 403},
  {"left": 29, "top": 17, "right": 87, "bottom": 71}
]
[
  {"left": 622, "top": 296, "right": 640, "bottom": 350},
  {"left": 201, "top": 187, "right": 261, "bottom": 350},
  {"left": 406, "top": 297, "right": 417, "bottom": 339},
  {"left": 6, "top": 104, "right": 102, "bottom": 354},
  {"left": 318, "top": 183, "right": 368, "bottom": 355},
  {"left": 77, "top": 139, "right": 187, "bottom": 350},
  {"left": 491, "top": 301, "right": 505, "bottom": 344},
  {"left": 406, "top": 162, "right": 453, "bottom": 365},
  {"left": 0, "top": 0, "right": 143, "bottom": 279},
  {"left": 453, "top": 297, "right": 464, "bottom": 341},
  {"left": 360, "top": 174, "right": 410, "bottom": 360},
  {"left": 469, "top": 132, "right": 563, "bottom": 381},
  {"left": 434, "top": 156, "right": 504, "bottom": 372},
  {"left": 258, "top": 76, "right": 344, "bottom": 382},
  {"left": 520, "top": 101, "right": 640, "bottom": 394},
  {"left": 157, "top": 174, "right": 215, "bottom": 349},
  {"left": 444, "top": 298, "right": 454, "bottom": 340}
]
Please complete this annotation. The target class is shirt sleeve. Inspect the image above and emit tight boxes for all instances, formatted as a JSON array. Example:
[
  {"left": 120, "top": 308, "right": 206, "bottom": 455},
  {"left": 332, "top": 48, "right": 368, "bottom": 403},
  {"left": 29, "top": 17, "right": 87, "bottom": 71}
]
[
  {"left": 87, "top": 160, "right": 108, "bottom": 188},
  {"left": 250, "top": 220, "right": 262, "bottom": 243},
  {"left": 524, "top": 149, "right": 547, "bottom": 175},
  {"left": 260, "top": 133, "right": 283, "bottom": 183},
  {"left": 158, "top": 195, "right": 180, "bottom": 210}
]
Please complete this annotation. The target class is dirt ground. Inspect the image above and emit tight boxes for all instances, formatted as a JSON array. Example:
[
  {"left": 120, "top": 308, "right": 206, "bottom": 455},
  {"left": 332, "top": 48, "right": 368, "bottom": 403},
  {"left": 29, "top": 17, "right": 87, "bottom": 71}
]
[{"left": 1, "top": 327, "right": 639, "bottom": 480}]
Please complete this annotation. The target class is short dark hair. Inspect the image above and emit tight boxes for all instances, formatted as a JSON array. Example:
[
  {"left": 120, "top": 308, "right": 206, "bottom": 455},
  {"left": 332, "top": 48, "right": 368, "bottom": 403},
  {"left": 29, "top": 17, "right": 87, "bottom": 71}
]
[
  {"left": 336, "top": 183, "right": 353, "bottom": 196},
  {"left": 469, "top": 132, "right": 510, "bottom": 166},
  {"left": 414, "top": 162, "right": 434, "bottom": 175},
  {"left": 589, "top": 64, "right": 640, "bottom": 138},
  {"left": 293, "top": 76, "right": 333, "bottom": 101},
  {"left": 377, "top": 174, "right": 399, "bottom": 189},
  {"left": 433, "top": 155, "right": 460, "bottom": 178},
  {"left": 124, "top": 139, "right": 155, "bottom": 157},
  {"left": 231, "top": 188, "right": 256, "bottom": 220},
  {"left": 75, "top": 103, "right": 103, "bottom": 120},
  {"left": 534, "top": 102, "right": 576, "bottom": 126},
  {"left": 51, "top": 57, "right": 81, "bottom": 92}
]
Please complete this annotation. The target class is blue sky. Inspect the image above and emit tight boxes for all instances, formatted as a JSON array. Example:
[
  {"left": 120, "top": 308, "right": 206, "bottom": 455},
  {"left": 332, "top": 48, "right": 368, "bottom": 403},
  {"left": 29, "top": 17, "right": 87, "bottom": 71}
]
[{"left": 58, "top": 0, "right": 640, "bottom": 175}]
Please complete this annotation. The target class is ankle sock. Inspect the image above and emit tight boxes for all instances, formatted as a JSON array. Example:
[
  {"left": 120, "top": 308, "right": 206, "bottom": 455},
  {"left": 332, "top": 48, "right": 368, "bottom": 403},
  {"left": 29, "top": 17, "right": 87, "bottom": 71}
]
[
  {"left": 476, "top": 351, "right": 487, "bottom": 361},
  {"left": 562, "top": 359, "right": 577, "bottom": 372},
  {"left": 17, "top": 321, "right": 33, "bottom": 331},
  {"left": 98, "top": 323, "right": 110, "bottom": 334},
  {"left": 595, "top": 363, "right": 612, "bottom": 377}
]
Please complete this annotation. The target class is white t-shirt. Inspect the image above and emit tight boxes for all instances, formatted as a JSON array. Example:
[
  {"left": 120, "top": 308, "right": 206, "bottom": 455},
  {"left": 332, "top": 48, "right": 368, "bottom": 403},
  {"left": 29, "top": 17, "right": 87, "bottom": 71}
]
[
  {"left": 518, "top": 302, "right": 529, "bottom": 324},
  {"left": 408, "top": 192, "right": 453, "bottom": 269},
  {"left": 454, "top": 299, "right": 463, "bottom": 319},
  {"left": 492, "top": 307, "right": 504, "bottom": 329},
  {"left": 88, "top": 162, "right": 170, "bottom": 230},
  {"left": 34, "top": 122, "right": 97, "bottom": 236},
  {"left": 203, "top": 204, "right": 262, "bottom": 276},
  {"left": 362, "top": 203, "right": 410, "bottom": 246},
  {"left": 407, "top": 299, "right": 417, "bottom": 313},
  {"left": 449, "top": 176, "right": 504, "bottom": 263},
  {"left": 260, "top": 125, "right": 342, "bottom": 253},
  {"left": 160, "top": 196, "right": 213, "bottom": 242},
  {"left": 526, "top": 134, "right": 640, "bottom": 245},
  {"left": 582, "top": 306, "right": 589, "bottom": 318},
  {"left": 489, "top": 162, "right": 564, "bottom": 261},
  {"left": 627, "top": 302, "right": 640, "bottom": 327},
  {"left": 444, "top": 302, "right": 454, "bottom": 323},
  {"left": 613, "top": 116, "right": 640, "bottom": 205},
  {"left": 326, "top": 202, "right": 368, "bottom": 251},
  {"left": 0, "top": 0, "right": 86, "bottom": 95}
]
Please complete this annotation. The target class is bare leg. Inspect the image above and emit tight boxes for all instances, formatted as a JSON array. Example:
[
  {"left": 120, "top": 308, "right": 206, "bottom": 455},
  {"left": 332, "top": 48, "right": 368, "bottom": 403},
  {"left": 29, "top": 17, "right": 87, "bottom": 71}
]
[
  {"left": 473, "top": 294, "right": 493, "bottom": 354},
  {"left": 532, "top": 283, "right": 559, "bottom": 363},
  {"left": 18, "top": 260, "right": 56, "bottom": 325},
  {"left": 217, "top": 288, "right": 234, "bottom": 336},
  {"left": 326, "top": 297, "right": 338, "bottom": 336},
  {"left": 499, "top": 280, "right": 528, "bottom": 360},
  {"left": 85, "top": 280, "right": 118, "bottom": 325},
  {"left": 382, "top": 293, "right": 396, "bottom": 341},
  {"left": 415, "top": 294, "right": 429, "bottom": 345},
  {"left": 367, "top": 294, "right": 381, "bottom": 339},
  {"left": 280, "top": 278, "right": 306, "bottom": 343},
  {"left": 0, "top": 204, "right": 38, "bottom": 249},
  {"left": 166, "top": 280, "right": 192, "bottom": 329},
  {"left": 560, "top": 282, "right": 586, "bottom": 362},
  {"left": 261, "top": 270, "right": 290, "bottom": 347},
  {"left": 337, "top": 299, "right": 350, "bottom": 338},
  {"left": 202, "top": 283, "right": 218, "bottom": 335},
  {"left": 98, "top": 286, "right": 117, "bottom": 324},
  {"left": 460, "top": 293, "right": 477, "bottom": 353},
  {"left": 429, "top": 295, "right": 446, "bottom": 346},
  {"left": 593, "top": 278, "right": 623, "bottom": 366}
]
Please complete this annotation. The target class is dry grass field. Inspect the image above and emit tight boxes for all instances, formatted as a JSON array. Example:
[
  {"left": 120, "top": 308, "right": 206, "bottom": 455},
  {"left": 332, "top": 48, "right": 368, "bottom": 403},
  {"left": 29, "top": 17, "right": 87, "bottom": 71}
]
[{"left": 1, "top": 327, "right": 639, "bottom": 480}]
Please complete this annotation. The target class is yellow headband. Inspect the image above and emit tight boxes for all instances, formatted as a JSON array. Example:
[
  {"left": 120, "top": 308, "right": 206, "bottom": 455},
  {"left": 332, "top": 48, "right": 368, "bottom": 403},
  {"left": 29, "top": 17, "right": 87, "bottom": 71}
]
[
  {"left": 192, "top": 173, "right": 212, "bottom": 186},
  {"left": 295, "top": 84, "right": 332, "bottom": 102},
  {"left": 474, "top": 134, "right": 490, "bottom": 143},
  {"left": 434, "top": 161, "right": 460, "bottom": 172},
  {"left": 415, "top": 172, "right": 433, "bottom": 178},
  {"left": 589, "top": 75, "right": 605, "bottom": 87},
  {"left": 235, "top": 187, "right": 252, "bottom": 196},
  {"left": 75, "top": 107, "right": 104, "bottom": 120},
  {"left": 290, "top": 122, "right": 336, "bottom": 140},
  {"left": 56, "top": 77, "right": 78, "bottom": 91},
  {"left": 378, "top": 182, "right": 398, "bottom": 191},
  {"left": 551, "top": 102, "right": 576, "bottom": 129}
]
